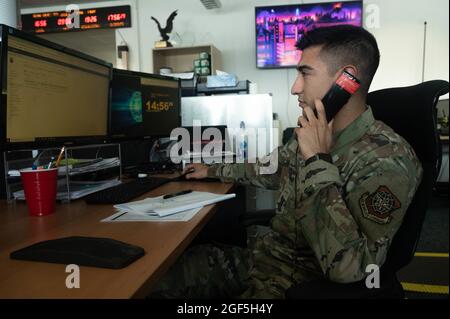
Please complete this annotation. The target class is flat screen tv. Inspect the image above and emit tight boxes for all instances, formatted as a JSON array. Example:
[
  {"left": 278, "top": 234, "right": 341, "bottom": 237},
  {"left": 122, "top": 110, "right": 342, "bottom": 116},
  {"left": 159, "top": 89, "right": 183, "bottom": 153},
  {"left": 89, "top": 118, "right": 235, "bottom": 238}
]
[{"left": 255, "top": 1, "right": 363, "bottom": 69}]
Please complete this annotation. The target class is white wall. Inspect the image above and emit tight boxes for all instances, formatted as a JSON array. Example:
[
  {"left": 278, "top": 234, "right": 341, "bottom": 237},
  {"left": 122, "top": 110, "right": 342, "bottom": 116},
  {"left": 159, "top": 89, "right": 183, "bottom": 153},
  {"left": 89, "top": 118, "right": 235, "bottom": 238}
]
[
  {"left": 22, "top": 0, "right": 449, "bottom": 131},
  {"left": 0, "top": 0, "right": 18, "bottom": 27},
  {"left": 134, "top": 0, "right": 449, "bottom": 130},
  {"left": 367, "top": 0, "right": 449, "bottom": 95}
]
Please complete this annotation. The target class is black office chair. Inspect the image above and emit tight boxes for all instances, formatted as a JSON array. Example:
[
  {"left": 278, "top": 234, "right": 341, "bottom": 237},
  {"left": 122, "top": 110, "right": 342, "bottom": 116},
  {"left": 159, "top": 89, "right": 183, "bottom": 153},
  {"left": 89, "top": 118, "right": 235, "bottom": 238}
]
[{"left": 285, "top": 80, "right": 449, "bottom": 299}]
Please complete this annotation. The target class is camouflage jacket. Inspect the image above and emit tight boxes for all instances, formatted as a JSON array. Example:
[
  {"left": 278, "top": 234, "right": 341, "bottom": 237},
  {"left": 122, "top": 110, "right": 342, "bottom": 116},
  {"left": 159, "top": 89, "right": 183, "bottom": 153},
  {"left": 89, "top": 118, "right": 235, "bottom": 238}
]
[{"left": 207, "top": 107, "right": 423, "bottom": 298}]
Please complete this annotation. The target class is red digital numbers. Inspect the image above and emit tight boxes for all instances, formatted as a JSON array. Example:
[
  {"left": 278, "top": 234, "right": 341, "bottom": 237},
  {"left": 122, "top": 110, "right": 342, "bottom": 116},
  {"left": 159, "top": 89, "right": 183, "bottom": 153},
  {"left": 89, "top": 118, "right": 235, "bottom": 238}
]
[
  {"left": 84, "top": 15, "right": 98, "bottom": 23},
  {"left": 34, "top": 20, "right": 47, "bottom": 28},
  {"left": 28, "top": 7, "right": 129, "bottom": 32},
  {"left": 107, "top": 13, "right": 126, "bottom": 21},
  {"left": 57, "top": 18, "right": 73, "bottom": 26}
]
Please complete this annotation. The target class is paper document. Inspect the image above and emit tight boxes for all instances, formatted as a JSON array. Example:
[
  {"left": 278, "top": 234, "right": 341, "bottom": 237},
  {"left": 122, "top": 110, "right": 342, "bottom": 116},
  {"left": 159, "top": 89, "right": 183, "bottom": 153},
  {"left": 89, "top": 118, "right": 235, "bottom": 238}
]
[
  {"left": 101, "top": 207, "right": 202, "bottom": 223},
  {"left": 165, "top": 72, "right": 194, "bottom": 80},
  {"left": 7, "top": 157, "right": 120, "bottom": 177},
  {"left": 14, "top": 179, "right": 121, "bottom": 201},
  {"left": 66, "top": 157, "right": 120, "bottom": 176},
  {"left": 8, "top": 166, "right": 67, "bottom": 177},
  {"left": 113, "top": 191, "right": 236, "bottom": 217}
]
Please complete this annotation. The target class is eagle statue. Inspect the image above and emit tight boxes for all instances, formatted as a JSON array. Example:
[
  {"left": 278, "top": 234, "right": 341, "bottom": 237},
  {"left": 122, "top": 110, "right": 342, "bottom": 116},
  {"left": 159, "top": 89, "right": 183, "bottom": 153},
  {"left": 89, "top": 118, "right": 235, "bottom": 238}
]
[{"left": 151, "top": 10, "right": 178, "bottom": 46}]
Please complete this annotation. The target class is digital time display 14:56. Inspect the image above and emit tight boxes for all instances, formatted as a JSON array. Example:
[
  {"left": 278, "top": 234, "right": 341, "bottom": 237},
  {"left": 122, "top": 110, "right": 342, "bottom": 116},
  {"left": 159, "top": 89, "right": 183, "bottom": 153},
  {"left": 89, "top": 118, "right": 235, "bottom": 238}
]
[{"left": 21, "top": 5, "right": 131, "bottom": 34}]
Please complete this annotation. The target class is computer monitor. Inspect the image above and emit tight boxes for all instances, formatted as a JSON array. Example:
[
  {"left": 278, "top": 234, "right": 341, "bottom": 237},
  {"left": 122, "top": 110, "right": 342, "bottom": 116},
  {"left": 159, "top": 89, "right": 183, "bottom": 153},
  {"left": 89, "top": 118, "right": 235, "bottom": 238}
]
[
  {"left": 110, "top": 69, "right": 181, "bottom": 139},
  {"left": 0, "top": 24, "right": 112, "bottom": 150}
]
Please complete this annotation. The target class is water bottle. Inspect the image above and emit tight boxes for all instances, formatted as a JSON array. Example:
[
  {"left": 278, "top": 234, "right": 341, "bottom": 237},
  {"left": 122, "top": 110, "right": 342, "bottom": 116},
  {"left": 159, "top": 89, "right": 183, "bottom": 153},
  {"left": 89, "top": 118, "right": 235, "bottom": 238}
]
[{"left": 238, "top": 121, "right": 248, "bottom": 160}]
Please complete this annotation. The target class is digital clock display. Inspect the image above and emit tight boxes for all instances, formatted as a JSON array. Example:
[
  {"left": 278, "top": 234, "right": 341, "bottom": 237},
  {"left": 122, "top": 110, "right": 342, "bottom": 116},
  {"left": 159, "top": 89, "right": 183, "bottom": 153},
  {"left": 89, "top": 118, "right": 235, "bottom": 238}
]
[{"left": 21, "top": 5, "right": 131, "bottom": 34}]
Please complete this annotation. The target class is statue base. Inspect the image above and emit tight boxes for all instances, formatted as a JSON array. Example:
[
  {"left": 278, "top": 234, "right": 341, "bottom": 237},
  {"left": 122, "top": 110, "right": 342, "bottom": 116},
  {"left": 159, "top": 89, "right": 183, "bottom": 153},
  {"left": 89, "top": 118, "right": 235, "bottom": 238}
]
[{"left": 154, "top": 41, "right": 172, "bottom": 48}]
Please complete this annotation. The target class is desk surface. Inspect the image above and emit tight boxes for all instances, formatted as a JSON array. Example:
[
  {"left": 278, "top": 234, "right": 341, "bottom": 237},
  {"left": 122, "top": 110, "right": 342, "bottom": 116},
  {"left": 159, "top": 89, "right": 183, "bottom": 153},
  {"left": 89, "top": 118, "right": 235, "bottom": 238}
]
[{"left": 0, "top": 180, "right": 234, "bottom": 299}]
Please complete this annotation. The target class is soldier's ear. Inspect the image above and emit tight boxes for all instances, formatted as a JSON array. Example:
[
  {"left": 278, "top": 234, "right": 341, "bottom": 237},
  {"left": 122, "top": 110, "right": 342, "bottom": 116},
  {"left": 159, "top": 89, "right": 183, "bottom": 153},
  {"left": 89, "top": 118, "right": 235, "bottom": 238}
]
[{"left": 343, "top": 65, "right": 358, "bottom": 77}]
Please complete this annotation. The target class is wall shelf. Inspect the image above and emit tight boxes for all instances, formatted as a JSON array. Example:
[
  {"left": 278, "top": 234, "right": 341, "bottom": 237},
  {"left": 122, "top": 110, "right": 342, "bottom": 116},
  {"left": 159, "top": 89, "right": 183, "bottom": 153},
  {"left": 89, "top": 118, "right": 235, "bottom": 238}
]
[{"left": 152, "top": 44, "right": 222, "bottom": 75}]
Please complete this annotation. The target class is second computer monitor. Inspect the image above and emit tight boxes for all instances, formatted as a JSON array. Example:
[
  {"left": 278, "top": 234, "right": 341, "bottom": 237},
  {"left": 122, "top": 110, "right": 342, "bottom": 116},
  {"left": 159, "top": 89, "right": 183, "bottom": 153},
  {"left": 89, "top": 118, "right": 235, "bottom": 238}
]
[{"left": 110, "top": 69, "right": 181, "bottom": 139}]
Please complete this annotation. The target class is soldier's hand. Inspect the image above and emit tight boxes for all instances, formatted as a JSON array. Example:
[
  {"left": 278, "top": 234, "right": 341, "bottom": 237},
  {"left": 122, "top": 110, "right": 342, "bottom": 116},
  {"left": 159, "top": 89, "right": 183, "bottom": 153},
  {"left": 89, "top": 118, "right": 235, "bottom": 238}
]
[
  {"left": 295, "top": 99, "right": 333, "bottom": 160},
  {"left": 182, "top": 163, "right": 209, "bottom": 180}
]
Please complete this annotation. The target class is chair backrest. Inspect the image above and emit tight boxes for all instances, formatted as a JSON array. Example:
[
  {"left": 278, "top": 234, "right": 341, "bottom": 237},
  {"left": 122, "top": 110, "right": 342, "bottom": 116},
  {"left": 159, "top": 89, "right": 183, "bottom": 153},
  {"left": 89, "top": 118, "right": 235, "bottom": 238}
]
[{"left": 367, "top": 80, "right": 449, "bottom": 274}]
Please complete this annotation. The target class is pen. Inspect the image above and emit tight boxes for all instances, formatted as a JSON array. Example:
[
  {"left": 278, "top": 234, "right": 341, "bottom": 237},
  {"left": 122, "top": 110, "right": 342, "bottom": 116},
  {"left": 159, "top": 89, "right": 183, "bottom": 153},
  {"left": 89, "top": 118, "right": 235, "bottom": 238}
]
[
  {"left": 55, "top": 146, "right": 65, "bottom": 168},
  {"left": 163, "top": 189, "right": 193, "bottom": 200},
  {"left": 47, "top": 157, "right": 55, "bottom": 169},
  {"left": 112, "top": 212, "right": 128, "bottom": 221}
]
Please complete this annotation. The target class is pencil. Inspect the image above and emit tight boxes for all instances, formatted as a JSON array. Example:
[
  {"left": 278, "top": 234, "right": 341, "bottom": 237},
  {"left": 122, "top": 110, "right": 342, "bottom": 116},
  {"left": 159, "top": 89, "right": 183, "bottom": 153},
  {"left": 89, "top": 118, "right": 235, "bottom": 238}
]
[{"left": 55, "top": 146, "right": 66, "bottom": 168}]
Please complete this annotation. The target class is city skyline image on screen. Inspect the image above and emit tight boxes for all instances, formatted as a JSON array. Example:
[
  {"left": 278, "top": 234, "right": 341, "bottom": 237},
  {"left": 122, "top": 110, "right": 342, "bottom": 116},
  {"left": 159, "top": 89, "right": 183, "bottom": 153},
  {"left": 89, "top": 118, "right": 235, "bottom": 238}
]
[{"left": 256, "top": 1, "right": 363, "bottom": 69}]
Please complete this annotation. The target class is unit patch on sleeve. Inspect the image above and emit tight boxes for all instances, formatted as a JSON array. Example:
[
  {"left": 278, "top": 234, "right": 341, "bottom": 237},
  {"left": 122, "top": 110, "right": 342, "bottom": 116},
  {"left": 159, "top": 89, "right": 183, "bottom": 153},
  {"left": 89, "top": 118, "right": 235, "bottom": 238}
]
[{"left": 359, "top": 186, "right": 401, "bottom": 224}]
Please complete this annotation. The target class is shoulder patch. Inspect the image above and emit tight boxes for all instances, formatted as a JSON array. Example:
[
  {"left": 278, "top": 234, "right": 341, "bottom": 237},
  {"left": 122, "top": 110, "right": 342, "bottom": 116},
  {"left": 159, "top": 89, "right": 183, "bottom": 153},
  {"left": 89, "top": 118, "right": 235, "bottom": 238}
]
[{"left": 359, "top": 186, "right": 401, "bottom": 224}]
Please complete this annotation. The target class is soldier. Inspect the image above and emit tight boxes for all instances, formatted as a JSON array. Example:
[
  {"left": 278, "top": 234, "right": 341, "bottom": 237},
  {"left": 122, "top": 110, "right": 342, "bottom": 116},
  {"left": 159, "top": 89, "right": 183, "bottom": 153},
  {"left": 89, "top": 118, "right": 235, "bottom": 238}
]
[{"left": 151, "top": 25, "right": 423, "bottom": 299}]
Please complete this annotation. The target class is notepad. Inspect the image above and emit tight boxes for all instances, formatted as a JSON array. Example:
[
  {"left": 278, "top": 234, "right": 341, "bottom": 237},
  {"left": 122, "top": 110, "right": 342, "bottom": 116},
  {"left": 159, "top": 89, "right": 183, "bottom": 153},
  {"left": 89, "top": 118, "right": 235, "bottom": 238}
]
[
  {"left": 102, "top": 207, "right": 202, "bottom": 223},
  {"left": 112, "top": 191, "right": 236, "bottom": 218}
]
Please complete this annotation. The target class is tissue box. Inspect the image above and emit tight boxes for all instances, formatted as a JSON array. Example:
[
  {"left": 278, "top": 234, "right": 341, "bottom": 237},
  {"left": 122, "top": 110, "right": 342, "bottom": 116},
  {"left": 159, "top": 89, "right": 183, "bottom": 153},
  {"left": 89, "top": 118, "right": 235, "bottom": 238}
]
[{"left": 206, "top": 75, "right": 238, "bottom": 88}]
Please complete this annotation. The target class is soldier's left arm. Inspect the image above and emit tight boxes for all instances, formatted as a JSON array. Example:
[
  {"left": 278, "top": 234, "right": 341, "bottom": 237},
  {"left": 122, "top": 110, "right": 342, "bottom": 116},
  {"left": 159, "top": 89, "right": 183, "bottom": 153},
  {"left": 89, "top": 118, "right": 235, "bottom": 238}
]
[{"left": 295, "top": 154, "right": 422, "bottom": 283}]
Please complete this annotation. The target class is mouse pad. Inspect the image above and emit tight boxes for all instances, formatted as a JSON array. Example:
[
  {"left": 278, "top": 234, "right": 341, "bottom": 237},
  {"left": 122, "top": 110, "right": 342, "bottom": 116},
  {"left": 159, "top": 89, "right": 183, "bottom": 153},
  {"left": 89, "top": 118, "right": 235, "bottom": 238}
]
[{"left": 10, "top": 236, "right": 145, "bottom": 269}]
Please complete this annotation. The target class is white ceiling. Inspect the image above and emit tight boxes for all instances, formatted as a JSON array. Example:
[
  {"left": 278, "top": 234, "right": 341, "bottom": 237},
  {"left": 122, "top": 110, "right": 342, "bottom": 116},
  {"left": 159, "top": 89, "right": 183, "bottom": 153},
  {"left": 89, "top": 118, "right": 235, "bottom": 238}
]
[{"left": 19, "top": 0, "right": 113, "bottom": 9}]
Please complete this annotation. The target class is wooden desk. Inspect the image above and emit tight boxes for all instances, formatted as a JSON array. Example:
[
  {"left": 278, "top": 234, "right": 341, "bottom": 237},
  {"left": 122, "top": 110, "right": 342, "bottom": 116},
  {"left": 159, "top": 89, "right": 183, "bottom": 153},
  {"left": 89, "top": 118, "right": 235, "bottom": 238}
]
[{"left": 0, "top": 180, "right": 234, "bottom": 299}]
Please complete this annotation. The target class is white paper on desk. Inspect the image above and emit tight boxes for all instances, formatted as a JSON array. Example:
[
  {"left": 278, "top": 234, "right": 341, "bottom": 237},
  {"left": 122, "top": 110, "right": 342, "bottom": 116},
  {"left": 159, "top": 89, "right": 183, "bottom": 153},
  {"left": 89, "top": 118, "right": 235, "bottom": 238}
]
[
  {"left": 13, "top": 179, "right": 122, "bottom": 201},
  {"left": 101, "top": 207, "right": 202, "bottom": 223},
  {"left": 113, "top": 191, "right": 236, "bottom": 217}
]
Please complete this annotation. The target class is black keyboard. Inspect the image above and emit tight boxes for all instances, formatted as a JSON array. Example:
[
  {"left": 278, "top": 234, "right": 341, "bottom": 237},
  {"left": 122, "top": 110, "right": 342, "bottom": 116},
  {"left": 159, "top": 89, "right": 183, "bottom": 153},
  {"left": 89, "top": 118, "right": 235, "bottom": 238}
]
[
  {"left": 123, "top": 162, "right": 180, "bottom": 175},
  {"left": 84, "top": 177, "right": 172, "bottom": 205}
]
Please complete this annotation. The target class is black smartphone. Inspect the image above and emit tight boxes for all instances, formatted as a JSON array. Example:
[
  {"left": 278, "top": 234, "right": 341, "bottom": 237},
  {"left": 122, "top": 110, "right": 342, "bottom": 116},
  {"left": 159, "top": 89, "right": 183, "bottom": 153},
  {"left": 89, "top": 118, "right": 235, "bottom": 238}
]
[{"left": 321, "top": 70, "right": 361, "bottom": 122}]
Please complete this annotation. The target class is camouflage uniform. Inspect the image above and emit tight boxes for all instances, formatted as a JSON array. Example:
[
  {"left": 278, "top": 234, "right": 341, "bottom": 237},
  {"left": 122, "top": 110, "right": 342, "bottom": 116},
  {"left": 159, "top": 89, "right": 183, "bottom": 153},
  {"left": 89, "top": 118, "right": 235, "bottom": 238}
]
[{"left": 152, "top": 106, "right": 423, "bottom": 299}]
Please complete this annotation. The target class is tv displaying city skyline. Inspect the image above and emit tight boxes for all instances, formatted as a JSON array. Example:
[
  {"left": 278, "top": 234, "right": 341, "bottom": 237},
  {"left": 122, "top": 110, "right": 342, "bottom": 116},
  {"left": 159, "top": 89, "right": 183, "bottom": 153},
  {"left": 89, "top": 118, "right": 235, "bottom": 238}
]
[{"left": 256, "top": 1, "right": 363, "bottom": 69}]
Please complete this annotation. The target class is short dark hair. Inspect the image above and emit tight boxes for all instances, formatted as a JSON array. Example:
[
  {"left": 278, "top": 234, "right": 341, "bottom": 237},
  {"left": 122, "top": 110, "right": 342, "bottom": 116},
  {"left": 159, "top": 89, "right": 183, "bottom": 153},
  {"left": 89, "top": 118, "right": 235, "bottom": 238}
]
[{"left": 296, "top": 25, "right": 380, "bottom": 93}]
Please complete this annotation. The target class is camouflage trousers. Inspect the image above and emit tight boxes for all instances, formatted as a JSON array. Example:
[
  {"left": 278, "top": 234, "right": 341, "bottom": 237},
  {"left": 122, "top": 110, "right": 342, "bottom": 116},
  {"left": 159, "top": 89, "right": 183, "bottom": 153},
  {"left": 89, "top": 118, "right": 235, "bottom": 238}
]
[{"left": 150, "top": 244, "right": 252, "bottom": 299}]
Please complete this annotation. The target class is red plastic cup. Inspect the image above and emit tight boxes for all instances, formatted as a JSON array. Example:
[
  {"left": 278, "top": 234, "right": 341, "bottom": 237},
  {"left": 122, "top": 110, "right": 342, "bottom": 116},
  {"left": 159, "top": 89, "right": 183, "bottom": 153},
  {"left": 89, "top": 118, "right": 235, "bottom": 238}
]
[{"left": 20, "top": 168, "right": 58, "bottom": 217}]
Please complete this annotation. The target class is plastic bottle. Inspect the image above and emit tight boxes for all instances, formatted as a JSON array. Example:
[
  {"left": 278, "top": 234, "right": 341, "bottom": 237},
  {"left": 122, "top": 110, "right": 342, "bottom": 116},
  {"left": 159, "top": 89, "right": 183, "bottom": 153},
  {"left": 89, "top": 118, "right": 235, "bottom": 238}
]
[{"left": 238, "top": 121, "right": 248, "bottom": 160}]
